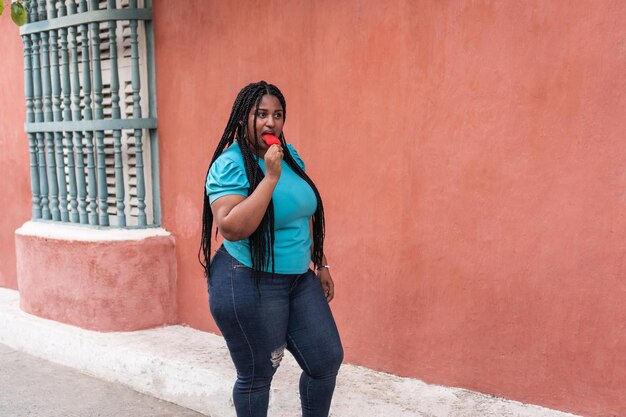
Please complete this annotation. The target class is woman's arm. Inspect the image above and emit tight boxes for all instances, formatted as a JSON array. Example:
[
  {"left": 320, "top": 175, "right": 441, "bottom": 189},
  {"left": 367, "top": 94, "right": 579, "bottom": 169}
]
[
  {"left": 211, "top": 176, "right": 277, "bottom": 241},
  {"left": 211, "top": 145, "right": 283, "bottom": 241},
  {"left": 310, "top": 220, "right": 334, "bottom": 302}
]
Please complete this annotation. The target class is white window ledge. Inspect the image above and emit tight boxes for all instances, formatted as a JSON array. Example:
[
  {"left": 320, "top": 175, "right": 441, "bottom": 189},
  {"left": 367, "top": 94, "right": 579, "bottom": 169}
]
[{"left": 16, "top": 220, "right": 171, "bottom": 242}]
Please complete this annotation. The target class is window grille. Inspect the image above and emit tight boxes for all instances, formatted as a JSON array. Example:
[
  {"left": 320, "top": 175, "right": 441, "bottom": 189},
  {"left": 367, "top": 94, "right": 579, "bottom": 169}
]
[{"left": 21, "top": 0, "right": 159, "bottom": 228}]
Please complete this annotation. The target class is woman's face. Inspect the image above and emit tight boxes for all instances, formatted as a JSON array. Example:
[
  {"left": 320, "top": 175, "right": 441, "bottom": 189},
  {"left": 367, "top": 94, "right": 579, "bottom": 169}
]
[{"left": 246, "top": 94, "right": 284, "bottom": 154}]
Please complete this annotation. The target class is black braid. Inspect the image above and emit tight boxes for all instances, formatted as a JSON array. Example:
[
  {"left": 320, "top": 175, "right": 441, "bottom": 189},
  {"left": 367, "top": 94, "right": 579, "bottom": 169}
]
[{"left": 199, "top": 81, "right": 325, "bottom": 282}]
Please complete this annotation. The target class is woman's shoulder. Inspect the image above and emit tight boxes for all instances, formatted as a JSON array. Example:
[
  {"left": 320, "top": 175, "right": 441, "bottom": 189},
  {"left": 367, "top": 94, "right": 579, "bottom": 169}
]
[
  {"left": 206, "top": 143, "right": 249, "bottom": 196},
  {"left": 218, "top": 142, "right": 244, "bottom": 163},
  {"left": 211, "top": 143, "right": 244, "bottom": 170},
  {"left": 208, "top": 143, "right": 246, "bottom": 181}
]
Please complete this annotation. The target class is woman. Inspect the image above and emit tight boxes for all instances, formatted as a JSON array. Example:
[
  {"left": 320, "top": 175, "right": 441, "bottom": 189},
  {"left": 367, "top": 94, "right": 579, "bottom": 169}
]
[{"left": 199, "top": 81, "right": 343, "bottom": 417}]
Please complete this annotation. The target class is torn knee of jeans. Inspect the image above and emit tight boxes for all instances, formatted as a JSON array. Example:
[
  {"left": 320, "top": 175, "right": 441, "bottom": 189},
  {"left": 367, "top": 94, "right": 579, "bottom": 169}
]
[{"left": 270, "top": 343, "right": 287, "bottom": 369}]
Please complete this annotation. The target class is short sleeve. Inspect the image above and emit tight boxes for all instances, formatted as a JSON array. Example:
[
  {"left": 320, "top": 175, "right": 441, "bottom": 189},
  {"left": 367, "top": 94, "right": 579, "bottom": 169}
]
[
  {"left": 287, "top": 144, "right": 306, "bottom": 172},
  {"left": 206, "top": 157, "right": 250, "bottom": 204}
]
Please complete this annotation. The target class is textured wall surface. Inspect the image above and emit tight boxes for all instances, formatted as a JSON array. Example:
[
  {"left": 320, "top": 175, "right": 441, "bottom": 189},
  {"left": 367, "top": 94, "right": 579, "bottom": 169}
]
[
  {"left": 153, "top": 1, "right": 625, "bottom": 416},
  {"left": 0, "top": 24, "right": 31, "bottom": 289}
]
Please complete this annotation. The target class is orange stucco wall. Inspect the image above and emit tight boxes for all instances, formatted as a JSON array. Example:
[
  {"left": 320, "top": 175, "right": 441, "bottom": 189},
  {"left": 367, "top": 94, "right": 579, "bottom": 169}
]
[
  {"left": 0, "top": 1, "right": 624, "bottom": 416},
  {"left": 153, "top": 1, "right": 625, "bottom": 416},
  {"left": 0, "top": 24, "right": 30, "bottom": 290}
]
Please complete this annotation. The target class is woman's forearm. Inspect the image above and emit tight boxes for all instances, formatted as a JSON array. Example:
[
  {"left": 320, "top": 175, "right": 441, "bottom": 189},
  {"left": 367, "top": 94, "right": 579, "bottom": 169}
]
[{"left": 221, "top": 177, "right": 278, "bottom": 240}]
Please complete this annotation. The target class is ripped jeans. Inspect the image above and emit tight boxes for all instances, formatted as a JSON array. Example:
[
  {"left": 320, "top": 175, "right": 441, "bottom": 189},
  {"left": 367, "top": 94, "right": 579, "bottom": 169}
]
[{"left": 208, "top": 246, "right": 344, "bottom": 417}]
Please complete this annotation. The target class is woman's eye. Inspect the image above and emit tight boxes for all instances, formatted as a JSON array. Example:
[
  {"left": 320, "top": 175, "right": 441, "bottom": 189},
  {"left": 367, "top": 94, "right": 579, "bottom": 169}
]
[
  {"left": 274, "top": 113, "right": 283, "bottom": 120},
  {"left": 257, "top": 112, "right": 267, "bottom": 118}
]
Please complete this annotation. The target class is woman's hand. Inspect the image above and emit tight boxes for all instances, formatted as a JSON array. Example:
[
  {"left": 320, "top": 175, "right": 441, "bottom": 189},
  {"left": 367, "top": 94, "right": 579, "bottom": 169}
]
[
  {"left": 264, "top": 144, "right": 283, "bottom": 181},
  {"left": 317, "top": 267, "right": 335, "bottom": 302}
]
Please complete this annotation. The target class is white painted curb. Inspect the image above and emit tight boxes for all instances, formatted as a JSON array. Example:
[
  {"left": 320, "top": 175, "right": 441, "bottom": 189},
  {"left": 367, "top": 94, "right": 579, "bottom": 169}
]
[{"left": 0, "top": 288, "right": 580, "bottom": 417}]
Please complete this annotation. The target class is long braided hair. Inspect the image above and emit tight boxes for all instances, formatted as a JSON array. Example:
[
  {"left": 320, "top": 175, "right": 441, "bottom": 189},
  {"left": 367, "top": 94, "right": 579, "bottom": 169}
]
[{"left": 199, "top": 81, "right": 325, "bottom": 281}]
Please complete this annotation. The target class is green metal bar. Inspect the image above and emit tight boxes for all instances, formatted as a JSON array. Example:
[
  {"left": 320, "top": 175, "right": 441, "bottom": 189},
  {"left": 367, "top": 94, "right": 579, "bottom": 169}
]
[
  {"left": 129, "top": 0, "right": 146, "bottom": 226},
  {"left": 37, "top": 0, "right": 46, "bottom": 21},
  {"left": 108, "top": 0, "right": 126, "bottom": 227},
  {"left": 29, "top": 0, "right": 38, "bottom": 23},
  {"left": 31, "top": 33, "right": 42, "bottom": 122},
  {"left": 60, "top": 1, "right": 79, "bottom": 223},
  {"left": 25, "top": 118, "right": 157, "bottom": 132},
  {"left": 23, "top": 34, "right": 41, "bottom": 219},
  {"left": 32, "top": 31, "right": 52, "bottom": 220},
  {"left": 144, "top": 0, "right": 160, "bottom": 225},
  {"left": 79, "top": 0, "right": 98, "bottom": 225},
  {"left": 89, "top": 0, "right": 108, "bottom": 226},
  {"left": 20, "top": 8, "right": 152, "bottom": 35},
  {"left": 94, "top": 133, "right": 109, "bottom": 226},
  {"left": 69, "top": 1, "right": 88, "bottom": 224},
  {"left": 49, "top": 0, "right": 69, "bottom": 222},
  {"left": 41, "top": 15, "right": 61, "bottom": 221}
]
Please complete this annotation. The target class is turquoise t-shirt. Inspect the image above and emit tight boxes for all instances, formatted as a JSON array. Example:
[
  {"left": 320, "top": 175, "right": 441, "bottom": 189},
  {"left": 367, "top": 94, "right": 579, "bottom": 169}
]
[{"left": 206, "top": 141, "right": 317, "bottom": 274}]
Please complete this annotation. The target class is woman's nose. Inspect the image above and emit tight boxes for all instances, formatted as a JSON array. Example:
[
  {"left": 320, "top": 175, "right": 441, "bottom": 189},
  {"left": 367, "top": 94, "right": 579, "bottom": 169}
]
[{"left": 265, "top": 116, "right": 275, "bottom": 127}]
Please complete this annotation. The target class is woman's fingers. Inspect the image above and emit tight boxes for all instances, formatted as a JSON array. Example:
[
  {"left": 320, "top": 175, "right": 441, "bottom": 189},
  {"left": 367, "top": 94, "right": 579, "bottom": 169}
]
[
  {"left": 269, "top": 145, "right": 283, "bottom": 164},
  {"left": 264, "top": 145, "right": 283, "bottom": 179},
  {"left": 326, "top": 280, "right": 334, "bottom": 302},
  {"left": 266, "top": 144, "right": 282, "bottom": 159},
  {"left": 318, "top": 270, "right": 335, "bottom": 303}
]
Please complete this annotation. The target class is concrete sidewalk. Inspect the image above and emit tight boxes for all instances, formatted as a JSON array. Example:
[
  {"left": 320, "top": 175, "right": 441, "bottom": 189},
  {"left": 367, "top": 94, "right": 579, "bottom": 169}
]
[
  {"left": 0, "top": 343, "right": 205, "bottom": 417},
  {"left": 0, "top": 288, "right": 580, "bottom": 417}
]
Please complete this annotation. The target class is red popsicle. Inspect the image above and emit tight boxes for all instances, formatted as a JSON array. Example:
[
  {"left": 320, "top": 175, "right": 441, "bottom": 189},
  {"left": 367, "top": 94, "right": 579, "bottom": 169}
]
[{"left": 263, "top": 134, "right": 281, "bottom": 146}]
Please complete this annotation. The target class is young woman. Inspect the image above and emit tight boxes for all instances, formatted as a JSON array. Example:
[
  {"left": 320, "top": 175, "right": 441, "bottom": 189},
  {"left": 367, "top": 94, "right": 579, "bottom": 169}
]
[{"left": 199, "top": 81, "right": 343, "bottom": 417}]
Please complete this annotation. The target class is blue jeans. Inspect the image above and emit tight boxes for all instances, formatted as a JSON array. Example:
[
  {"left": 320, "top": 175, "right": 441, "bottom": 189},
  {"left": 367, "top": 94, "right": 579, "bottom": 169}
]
[{"left": 208, "top": 246, "right": 343, "bottom": 417}]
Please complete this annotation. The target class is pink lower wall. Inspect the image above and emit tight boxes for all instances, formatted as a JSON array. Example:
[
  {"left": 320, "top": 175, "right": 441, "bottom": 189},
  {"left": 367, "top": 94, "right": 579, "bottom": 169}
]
[
  {"left": 16, "top": 230, "right": 178, "bottom": 331},
  {"left": 0, "top": 24, "right": 30, "bottom": 290},
  {"left": 153, "top": 1, "right": 625, "bottom": 416}
]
